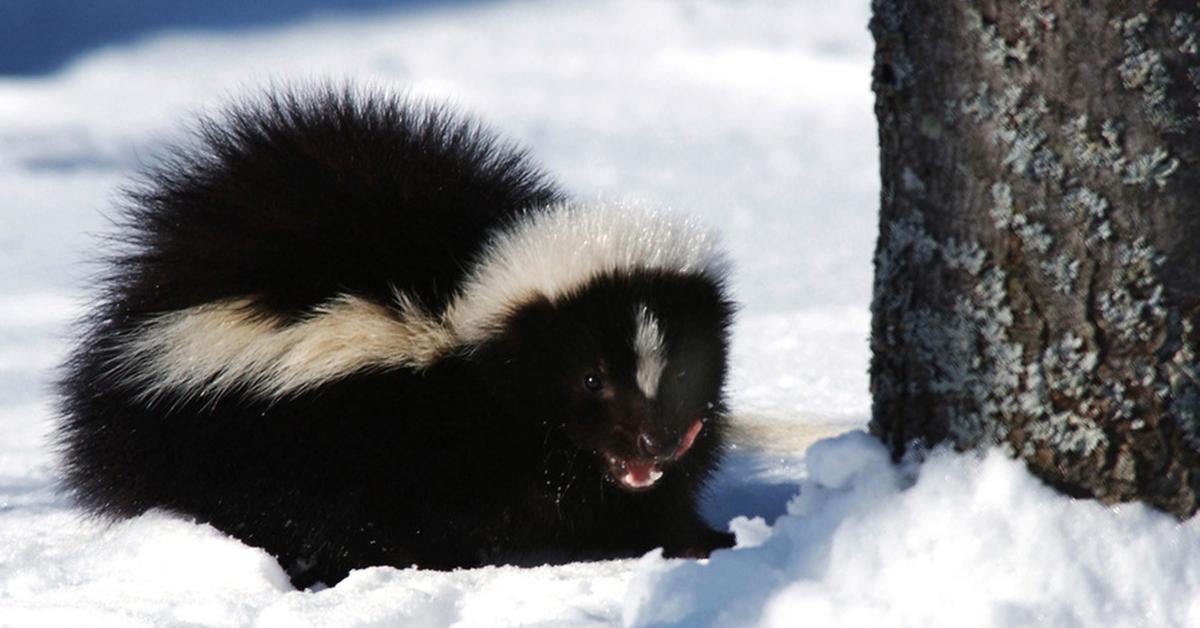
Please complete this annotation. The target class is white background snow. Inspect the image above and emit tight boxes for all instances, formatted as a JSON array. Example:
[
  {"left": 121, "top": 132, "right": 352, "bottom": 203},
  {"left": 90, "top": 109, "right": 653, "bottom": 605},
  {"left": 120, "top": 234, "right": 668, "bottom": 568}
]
[{"left": 1, "top": 1, "right": 1197, "bottom": 626}]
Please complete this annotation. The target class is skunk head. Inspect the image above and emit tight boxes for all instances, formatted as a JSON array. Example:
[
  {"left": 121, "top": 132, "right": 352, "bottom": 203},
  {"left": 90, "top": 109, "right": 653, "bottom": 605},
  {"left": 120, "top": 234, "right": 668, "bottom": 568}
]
[
  {"left": 461, "top": 205, "right": 733, "bottom": 492},
  {"left": 480, "top": 273, "right": 731, "bottom": 491},
  {"left": 540, "top": 278, "right": 724, "bottom": 492}
]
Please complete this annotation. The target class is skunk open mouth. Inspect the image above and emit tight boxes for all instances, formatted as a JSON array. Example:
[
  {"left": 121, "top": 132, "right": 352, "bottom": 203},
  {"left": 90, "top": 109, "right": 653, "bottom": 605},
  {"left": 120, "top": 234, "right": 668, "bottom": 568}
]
[{"left": 604, "top": 419, "right": 704, "bottom": 491}]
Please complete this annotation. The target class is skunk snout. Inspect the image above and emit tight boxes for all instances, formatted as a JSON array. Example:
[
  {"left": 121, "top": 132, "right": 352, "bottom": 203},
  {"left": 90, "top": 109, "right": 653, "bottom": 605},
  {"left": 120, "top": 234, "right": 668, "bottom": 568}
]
[
  {"left": 609, "top": 423, "right": 661, "bottom": 459},
  {"left": 610, "top": 419, "right": 701, "bottom": 462},
  {"left": 602, "top": 419, "right": 704, "bottom": 491},
  {"left": 637, "top": 432, "right": 661, "bottom": 458}
]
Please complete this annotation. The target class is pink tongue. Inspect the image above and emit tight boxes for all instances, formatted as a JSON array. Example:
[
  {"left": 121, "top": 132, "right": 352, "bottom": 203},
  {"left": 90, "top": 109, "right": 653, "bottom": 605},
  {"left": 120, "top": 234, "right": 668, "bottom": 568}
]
[{"left": 672, "top": 420, "right": 704, "bottom": 460}]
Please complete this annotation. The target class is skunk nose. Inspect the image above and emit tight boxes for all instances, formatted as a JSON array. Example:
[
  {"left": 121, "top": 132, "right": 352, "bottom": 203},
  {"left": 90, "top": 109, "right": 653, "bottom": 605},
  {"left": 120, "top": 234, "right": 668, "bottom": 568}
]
[
  {"left": 636, "top": 432, "right": 661, "bottom": 458},
  {"left": 611, "top": 424, "right": 664, "bottom": 458}
]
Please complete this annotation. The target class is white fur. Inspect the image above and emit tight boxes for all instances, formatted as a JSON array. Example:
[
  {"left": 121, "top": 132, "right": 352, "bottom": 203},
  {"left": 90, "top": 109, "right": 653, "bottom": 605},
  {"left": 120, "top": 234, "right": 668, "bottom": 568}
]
[
  {"left": 111, "top": 203, "right": 726, "bottom": 401},
  {"left": 110, "top": 294, "right": 453, "bottom": 403},
  {"left": 633, "top": 305, "right": 667, "bottom": 399},
  {"left": 444, "top": 202, "right": 728, "bottom": 344}
]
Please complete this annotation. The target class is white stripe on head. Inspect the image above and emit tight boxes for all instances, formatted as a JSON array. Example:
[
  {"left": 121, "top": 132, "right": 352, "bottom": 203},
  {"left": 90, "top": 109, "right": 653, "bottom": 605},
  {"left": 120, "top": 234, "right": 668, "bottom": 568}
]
[
  {"left": 444, "top": 202, "right": 728, "bottom": 345},
  {"left": 108, "top": 293, "right": 453, "bottom": 403},
  {"left": 634, "top": 304, "right": 667, "bottom": 399}
]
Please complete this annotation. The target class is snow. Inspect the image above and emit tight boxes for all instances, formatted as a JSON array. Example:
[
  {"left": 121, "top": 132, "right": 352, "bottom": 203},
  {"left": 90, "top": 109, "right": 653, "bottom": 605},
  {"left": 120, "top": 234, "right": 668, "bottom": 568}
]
[
  {"left": 2, "top": 1, "right": 1197, "bottom": 626},
  {"left": 628, "top": 432, "right": 1200, "bottom": 627}
]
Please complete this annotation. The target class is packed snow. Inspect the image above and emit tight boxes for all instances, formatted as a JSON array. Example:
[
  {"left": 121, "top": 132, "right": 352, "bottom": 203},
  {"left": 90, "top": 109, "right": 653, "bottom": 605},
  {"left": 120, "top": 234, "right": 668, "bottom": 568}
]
[
  {"left": 2, "top": 1, "right": 1197, "bottom": 626},
  {"left": 629, "top": 432, "right": 1200, "bottom": 627}
]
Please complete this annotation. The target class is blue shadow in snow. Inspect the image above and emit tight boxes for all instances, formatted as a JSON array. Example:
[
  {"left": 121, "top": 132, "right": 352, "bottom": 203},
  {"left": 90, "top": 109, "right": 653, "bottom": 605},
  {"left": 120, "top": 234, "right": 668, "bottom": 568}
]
[
  {"left": 703, "top": 480, "right": 800, "bottom": 529},
  {"left": 701, "top": 450, "right": 807, "bottom": 528},
  {"left": 0, "top": 0, "right": 465, "bottom": 76}
]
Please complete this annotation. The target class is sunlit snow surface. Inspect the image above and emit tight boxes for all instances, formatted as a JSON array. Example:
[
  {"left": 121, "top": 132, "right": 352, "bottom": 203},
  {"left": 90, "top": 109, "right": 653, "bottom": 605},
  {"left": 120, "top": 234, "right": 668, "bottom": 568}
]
[{"left": 3, "top": 1, "right": 1197, "bottom": 626}]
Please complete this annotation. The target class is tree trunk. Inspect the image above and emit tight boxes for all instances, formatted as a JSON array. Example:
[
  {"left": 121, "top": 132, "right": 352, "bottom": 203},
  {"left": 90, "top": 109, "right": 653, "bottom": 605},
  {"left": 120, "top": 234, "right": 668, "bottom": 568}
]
[{"left": 869, "top": 0, "right": 1200, "bottom": 517}]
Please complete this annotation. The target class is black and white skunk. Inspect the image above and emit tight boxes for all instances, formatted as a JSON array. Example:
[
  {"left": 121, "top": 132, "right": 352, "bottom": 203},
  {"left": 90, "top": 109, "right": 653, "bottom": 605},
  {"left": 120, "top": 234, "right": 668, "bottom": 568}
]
[{"left": 57, "top": 86, "right": 735, "bottom": 588}]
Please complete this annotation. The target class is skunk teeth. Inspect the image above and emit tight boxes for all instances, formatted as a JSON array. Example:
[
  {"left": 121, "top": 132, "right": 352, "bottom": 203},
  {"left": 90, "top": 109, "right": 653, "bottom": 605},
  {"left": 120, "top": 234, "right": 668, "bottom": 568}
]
[{"left": 620, "top": 468, "right": 664, "bottom": 489}]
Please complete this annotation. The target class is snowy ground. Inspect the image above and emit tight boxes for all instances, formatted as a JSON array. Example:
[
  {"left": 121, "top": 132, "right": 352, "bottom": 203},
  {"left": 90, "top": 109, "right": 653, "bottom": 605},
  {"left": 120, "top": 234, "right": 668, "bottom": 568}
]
[{"left": 2, "top": 1, "right": 1197, "bottom": 626}]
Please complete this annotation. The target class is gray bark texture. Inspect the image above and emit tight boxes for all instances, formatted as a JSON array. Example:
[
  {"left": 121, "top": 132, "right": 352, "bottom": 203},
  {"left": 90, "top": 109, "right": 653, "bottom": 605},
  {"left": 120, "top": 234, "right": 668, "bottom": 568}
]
[{"left": 869, "top": 0, "right": 1200, "bottom": 517}]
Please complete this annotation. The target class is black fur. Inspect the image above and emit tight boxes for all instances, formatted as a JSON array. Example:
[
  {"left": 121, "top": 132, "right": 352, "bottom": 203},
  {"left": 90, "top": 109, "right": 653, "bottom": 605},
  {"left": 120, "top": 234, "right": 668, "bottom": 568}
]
[{"left": 57, "top": 86, "right": 734, "bottom": 588}]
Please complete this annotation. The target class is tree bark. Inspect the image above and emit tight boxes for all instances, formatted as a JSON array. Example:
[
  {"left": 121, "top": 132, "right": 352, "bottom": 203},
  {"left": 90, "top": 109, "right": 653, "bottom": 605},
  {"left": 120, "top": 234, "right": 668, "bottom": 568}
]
[{"left": 869, "top": 0, "right": 1200, "bottom": 517}]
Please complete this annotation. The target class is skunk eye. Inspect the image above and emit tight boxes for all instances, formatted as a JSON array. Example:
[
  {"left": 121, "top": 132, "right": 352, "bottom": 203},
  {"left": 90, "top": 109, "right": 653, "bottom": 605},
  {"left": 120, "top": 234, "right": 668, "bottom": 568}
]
[{"left": 583, "top": 373, "right": 604, "bottom": 392}]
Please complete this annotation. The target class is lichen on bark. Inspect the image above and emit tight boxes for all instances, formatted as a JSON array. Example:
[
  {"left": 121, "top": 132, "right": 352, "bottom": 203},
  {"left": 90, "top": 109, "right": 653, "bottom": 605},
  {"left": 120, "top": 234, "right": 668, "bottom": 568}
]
[{"left": 869, "top": 0, "right": 1200, "bottom": 516}]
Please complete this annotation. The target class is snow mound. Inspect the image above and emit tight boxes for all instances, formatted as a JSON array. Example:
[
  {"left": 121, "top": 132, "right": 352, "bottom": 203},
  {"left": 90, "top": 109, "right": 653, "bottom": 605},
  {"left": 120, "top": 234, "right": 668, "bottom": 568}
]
[
  {"left": 2, "top": 511, "right": 291, "bottom": 627},
  {"left": 627, "top": 431, "right": 1200, "bottom": 627}
]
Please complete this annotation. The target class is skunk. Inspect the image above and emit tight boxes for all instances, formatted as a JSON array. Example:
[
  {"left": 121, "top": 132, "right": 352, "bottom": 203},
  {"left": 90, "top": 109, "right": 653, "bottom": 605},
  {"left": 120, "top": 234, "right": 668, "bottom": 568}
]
[{"left": 57, "top": 86, "right": 735, "bottom": 588}]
